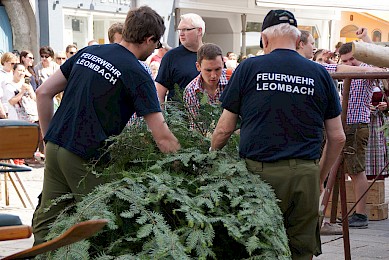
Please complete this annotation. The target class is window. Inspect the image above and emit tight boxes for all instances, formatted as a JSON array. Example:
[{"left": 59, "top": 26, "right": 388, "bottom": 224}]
[{"left": 372, "top": 30, "right": 381, "bottom": 42}]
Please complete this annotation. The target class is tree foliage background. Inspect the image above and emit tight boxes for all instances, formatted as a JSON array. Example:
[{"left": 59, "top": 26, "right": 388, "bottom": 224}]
[{"left": 38, "top": 94, "right": 291, "bottom": 259}]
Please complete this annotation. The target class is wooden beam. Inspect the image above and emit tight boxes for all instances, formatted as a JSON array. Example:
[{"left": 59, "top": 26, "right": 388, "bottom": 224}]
[
  {"left": 352, "top": 41, "right": 389, "bottom": 68},
  {"left": 331, "top": 71, "right": 389, "bottom": 80}
]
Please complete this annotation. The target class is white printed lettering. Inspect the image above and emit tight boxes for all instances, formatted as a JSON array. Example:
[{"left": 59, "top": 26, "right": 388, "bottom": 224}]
[{"left": 75, "top": 52, "right": 122, "bottom": 85}]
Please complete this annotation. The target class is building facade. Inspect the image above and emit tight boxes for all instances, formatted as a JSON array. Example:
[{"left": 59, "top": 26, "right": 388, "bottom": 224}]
[{"left": 0, "top": 0, "right": 389, "bottom": 59}]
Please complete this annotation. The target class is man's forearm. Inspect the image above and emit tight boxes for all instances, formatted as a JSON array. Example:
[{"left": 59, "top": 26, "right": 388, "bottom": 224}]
[
  {"left": 211, "top": 128, "right": 233, "bottom": 150},
  {"left": 211, "top": 110, "right": 239, "bottom": 150},
  {"left": 155, "top": 82, "right": 168, "bottom": 105},
  {"left": 144, "top": 112, "right": 180, "bottom": 153},
  {"left": 320, "top": 138, "right": 345, "bottom": 184},
  {"left": 37, "top": 96, "right": 54, "bottom": 137}
]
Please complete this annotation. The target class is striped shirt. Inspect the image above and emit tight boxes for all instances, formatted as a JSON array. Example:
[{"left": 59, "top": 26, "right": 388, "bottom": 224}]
[{"left": 183, "top": 69, "right": 228, "bottom": 129}]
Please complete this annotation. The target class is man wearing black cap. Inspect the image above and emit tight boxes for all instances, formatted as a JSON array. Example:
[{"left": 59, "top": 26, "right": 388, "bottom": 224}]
[{"left": 211, "top": 9, "right": 345, "bottom": 259}]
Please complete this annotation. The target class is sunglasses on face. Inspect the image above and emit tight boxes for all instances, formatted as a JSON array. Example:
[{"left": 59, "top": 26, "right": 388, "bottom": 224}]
[
  {"left": 151, "top": 37, "right": 163, "bottom": 49},
  {"left": 57, "top": 57, "right": 66, "bottom": 60},
  {"left": 26, "top": 56, "right": 34, "bottom": 60},
  {"left": 41, "top": 55, "right": 50, "bottom": 59},
  {"left": 155, "top": 40, "right": 162, "bottom": 49},
  {"left": 68, "top": 51, "right": 75, "bottom": 55}
]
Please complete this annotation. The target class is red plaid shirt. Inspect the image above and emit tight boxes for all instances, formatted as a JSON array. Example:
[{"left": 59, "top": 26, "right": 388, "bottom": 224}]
[
  {"left": 323, "top": 63, "right": 374, "bottom": 124},
  {"left": 183, "top": 69, "right": 228, "bottom": 129},
  {"left": 346, "top": 64, "right": 374, "bottom": 124}
]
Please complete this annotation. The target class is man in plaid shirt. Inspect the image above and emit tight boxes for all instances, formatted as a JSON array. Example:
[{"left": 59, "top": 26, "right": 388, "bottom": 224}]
[
  {"left": 183, "top": 43, "right": 228, "bottom": 130},
  {"left": 297, "top": 30, "right": 387, "bottom": 233},
  {"left": 338, "top": 42, "right": 375, "bottom": 228}
]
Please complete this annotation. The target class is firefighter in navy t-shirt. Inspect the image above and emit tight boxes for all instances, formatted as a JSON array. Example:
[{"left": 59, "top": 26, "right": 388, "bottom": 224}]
[
  {"left": 32, "top": 6, "right": 180, "bottom": 246},
  {"left": 211, "top": 10, "right": 345, "bottom": 259}
]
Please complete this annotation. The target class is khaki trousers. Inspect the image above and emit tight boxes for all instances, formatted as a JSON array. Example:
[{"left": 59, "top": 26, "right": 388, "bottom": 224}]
[
  {"left": 245, "top": 158, "right": 321, "bottom": 260},
  {"left": 32, "top": 142, "right": 108, "bottom": 245}
]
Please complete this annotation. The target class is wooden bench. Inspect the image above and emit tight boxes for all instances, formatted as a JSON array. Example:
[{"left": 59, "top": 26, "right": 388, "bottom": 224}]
[
  {"left": 1, "top": 219, "right": 108, "bottom": 259},
  {"left": 0, "top": 120, "right": 108, "bottom": 258},
  {"left": 0, "top": 119, "right": 39, "bottom": 208}
]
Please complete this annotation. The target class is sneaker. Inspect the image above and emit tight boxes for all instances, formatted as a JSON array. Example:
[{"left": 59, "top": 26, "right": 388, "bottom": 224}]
[
  {"left": 348, "top": 212, "right": 368, "bottom": 229},
  {"left": 24, "top": 158, "right": 44, "bottom": 167},
  {"left": 336, "top": 212, "right": 356, "bottom": 223},
  {"left": 320, "top": 222, "right": 343, "bottom": 236}
]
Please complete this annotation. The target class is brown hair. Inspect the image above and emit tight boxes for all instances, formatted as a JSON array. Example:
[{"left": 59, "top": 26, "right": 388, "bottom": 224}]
[
  {"left": 66, "top": 44, "right": 77, "bottom": 53},
  {"left": 39, "top": 46, "right": 55, "bottom": 58},
  {"left": 197, "top": 43, "right": 223, "bottom": 64},
  {"left": 335, "top": 41, "right": 343, "bottom": 49},
  {"left": 312, "top": 49, "right": 324, "bottom": 61},
  {"left": 297, "top": 30, "right": 311, "bottom": 49},
  {"left": 338, "top": 42, "right": 352, "bottom": 56},
  {"left": 122, "top": 6, "right": 165, "bottom": 44},
  {"left": 20, "top": 50, "right": 39, "bottom": 86},
  {"left": 108, "top": 22, "right": 124, "bottom": 43}
]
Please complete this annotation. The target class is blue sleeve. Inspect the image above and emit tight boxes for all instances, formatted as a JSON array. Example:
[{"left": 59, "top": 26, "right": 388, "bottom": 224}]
[
  {"left": 155, "top": 51, "right": 173, "bottom": 89},
  {"left": 322, "top": 68, "right": 342, "bottom": 120},
  {"left": 129, "top": 64, "right": 161, "bottom": 117}
]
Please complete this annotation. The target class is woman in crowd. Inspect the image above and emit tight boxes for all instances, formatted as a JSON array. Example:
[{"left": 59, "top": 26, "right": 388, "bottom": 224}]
[
  {"left": 2, "top": 63, "right": 36, "bottom": 120},
  {"left": 0, "top": 52, "right": 18, "bottom": 118},
  {"left": 20, "top": 50, "right": 38, "bottom": 91},
  {"left": 33, "top": 46, "right": 60, "bottom": 88}
]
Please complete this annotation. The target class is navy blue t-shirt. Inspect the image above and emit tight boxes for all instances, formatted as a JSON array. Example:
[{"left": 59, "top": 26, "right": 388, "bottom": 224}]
[
  {"left": 155, "top": 45, "right": 199, "bottom": 100},
  {"left": 220, "top": 49, "right": 341, "bottom": 162},
  {"left": 44, "top": 44, "right": 161, "bottom": 160}
]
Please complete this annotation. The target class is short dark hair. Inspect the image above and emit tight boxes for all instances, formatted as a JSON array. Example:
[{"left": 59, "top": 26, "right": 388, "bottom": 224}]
[
  {"left": 13, "top": 63, "right": 24, "bottom": 71},
  {"left": 197, "top": 43, "right": 223, "bottom": 64},
  {"left": 122, "top": 6, "right": 165, "bottom": 44},
  {"left": 66, "top": 44, "right": 77, "bottom": 52},
  {"left": 39, "top": 46, "right": 54, "bottom": 58},
  {"left": 108, "top": 22, "right": 124, "bottom": 43},
  {"left": 338, "top": 42, "right": 352, "bottom": 56},
  {"left": 313, "top": 49, "right": 324, "bottom": 61}
]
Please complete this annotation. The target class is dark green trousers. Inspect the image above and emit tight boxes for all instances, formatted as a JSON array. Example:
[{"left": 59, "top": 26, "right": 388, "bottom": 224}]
[
  {"left": 32, "top": 142, "right": 108, "bottom": 245},
  {"left": 246, "top": 158, "right": 321, "bottom": 260}
]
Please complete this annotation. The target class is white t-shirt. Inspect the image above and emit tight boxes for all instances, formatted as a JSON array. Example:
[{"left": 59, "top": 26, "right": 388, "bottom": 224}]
[
  {"left": 2, "top": 81, "right": 20, "bottom": 120},
  {"left": 0, "top": 69, "right": 14, "bottom": 113}
]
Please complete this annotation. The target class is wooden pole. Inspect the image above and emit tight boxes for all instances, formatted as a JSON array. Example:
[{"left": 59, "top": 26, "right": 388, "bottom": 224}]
[
  {"left": 339, "top": 78, "right": 351, "bottom": 260},
  {"left": 352, "top": 41, "right": 389, "bottom": 68},
  {"left": 331, "top": 72, "right": 389, "bottom": 80}
]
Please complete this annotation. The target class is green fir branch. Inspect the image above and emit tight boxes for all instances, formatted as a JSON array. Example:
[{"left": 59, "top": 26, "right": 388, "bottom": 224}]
[{"left": 41, "top": 94, "right": 291, "bottom": 259}]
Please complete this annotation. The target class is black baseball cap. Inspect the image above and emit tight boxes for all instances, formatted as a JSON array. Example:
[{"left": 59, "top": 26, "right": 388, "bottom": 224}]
[{"left": 260, "top": 9, "right": 298, "bottom": 48}]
